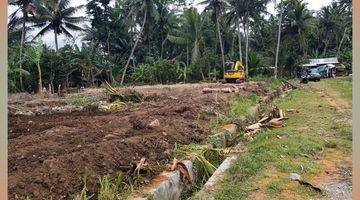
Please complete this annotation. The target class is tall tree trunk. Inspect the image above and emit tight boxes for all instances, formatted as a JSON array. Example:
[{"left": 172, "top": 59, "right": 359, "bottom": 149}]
[
  {"left": 237, "top": 18, "right": 243, "bottom": 63},
  {"left": 245, "top": 16, "right": 249, "bottom": 78},
  {"left": 200, "top": 68, "right": 205, "bottom": 81},
  {"left": 274, "top": 0, "right": 283, "bottom": 79},
  {"left": 216, "top": 18, "right": 225, "bottom": 77},
  {"left": 231, "top": 32, "right": 235, "bottom": 57},
  {"left": 337, "top": 27, "right": 348, "bottom": 56},
  {"left": 54, "top": 31, "right": 59, "bottom": 51},
  {"left": 106, "top": 30, "right": 116, "bottom": 85},
  {"left": 322, "top": 39, "right": 329, "bottom": 57},
  {"left": 109, "top": 67, "right": 116, "bottom": 85},
  {"left": 19, "top": 10, "right": 28, "bottom": 91},
  {"left": 120, "top": 8, "right": 147, "bottom": 86},
  {"left": 37, "top": 62, "right": 42, "bottom": 95},
  {"left": 50, "top": 72, "right": 54, "bottom": 94},
  {"left": 186, "top": 45, "right": 189, "bottom": 67},
  {"left": 90, "top": 42, "right": 98, "bottom": 87},
  {"left": 161, "top": 39, "right": 164, "bottom": 59},
  {"left": 90, "top": 69, "right": 94, "bottom": 87}
]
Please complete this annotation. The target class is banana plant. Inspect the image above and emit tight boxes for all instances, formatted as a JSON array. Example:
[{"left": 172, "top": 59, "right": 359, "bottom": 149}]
[
  {"left": 25, "top": 41, "right": 44, "bottom": 94},
  {"left": 210, "top": 68, "right": 220, "bottom": 81},
  {"left": 177, "top": 62, "right": 191, "bottom": 83}
]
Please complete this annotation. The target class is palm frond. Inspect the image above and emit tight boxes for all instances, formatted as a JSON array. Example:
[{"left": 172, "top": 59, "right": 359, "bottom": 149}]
[
  {"left": 61, "top": 7, "right": 77, "bottom": 17},
  {"left": 60, "top": 26, "right": 74, "bottom": 38},
  {"left": 32, "top": 24, "right": 51, "bottom": 41},
  {"left": 11, "top": 68, "right": 31, "bottom": 76},
  {"left": 64, "top": 16, "right": 86, "bottom": 23},
  {"left": 166, "top": 35, "right": 187, "bottom": 45},
  {"left": 191, "top": 39, "right": 200, "bottom": 65},
  {"left": 64, "top": 22, "right": 83, "bottom": 31},
  {"left": 59, "top": 0, "right": 70, "bottom": 10}
]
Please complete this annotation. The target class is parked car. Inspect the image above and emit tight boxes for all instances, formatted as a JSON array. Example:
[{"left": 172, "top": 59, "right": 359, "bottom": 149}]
[
  {"left": 300, "top": 69, "right": 321, "bottom": 83},
  {"left": 315, "top": 65, "right": 336, "bottom": 78}
]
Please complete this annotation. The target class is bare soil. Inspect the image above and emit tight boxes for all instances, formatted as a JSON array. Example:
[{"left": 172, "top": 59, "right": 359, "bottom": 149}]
[{"left": 8, "top": 82, "right": 268, "bottom": 200}]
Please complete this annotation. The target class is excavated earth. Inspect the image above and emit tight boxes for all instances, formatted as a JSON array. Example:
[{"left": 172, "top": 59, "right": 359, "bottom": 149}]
[{"left": 8, "top": 82, "right": 268, "bottom": 200}]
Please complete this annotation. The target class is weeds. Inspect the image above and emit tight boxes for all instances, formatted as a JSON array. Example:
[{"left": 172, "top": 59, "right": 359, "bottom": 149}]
[
  {"left": 229, "top": 94, "right": 259, "bottom": 120},
  {"left": 266, "top": 179, "right": 284, "bottom": 196},
  {"left": 172, "top": 144, "right": 245, "bottom": 180},
  {"left": 74, "top": 167, "right": 92, "bottom": 200},
  {"left": 67, "top": 94, "right": 99, "bottom": 106},
  {"left": 98, "top": 173, "right": 123, "bottom": 200},
  {"left": 105, "top": 81, "right": 143, "bottom": 103},
  {"left": 74, "top": 168, "right": 130, "bottom": 200},
  {"left": 248, "top": 75, "right": 285, "bottom": 91},
  {"left": 174, "top": 144, "right": 241, "bottom": 200},
  {"left": 172, "top": 144, "right": 218, "bottom": 178}
]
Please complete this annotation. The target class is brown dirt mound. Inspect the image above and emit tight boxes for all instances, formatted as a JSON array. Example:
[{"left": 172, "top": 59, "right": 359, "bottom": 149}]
[{"left": 8, "top": 82, "right": 268, "bottom": 199}]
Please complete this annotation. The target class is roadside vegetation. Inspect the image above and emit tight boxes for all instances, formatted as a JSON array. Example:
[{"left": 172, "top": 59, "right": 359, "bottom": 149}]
[
  {"left": 8, "top": 0, "right": 352, "bottom": 93},
  {"left": 209, "top": 93, "right": 259, "bottom": 127},
  {"left": 322, "top": 77, "right": 352, "bottom": 104},
  {"left": 213, "top": 78, "right": 352, "bottom": 199}
]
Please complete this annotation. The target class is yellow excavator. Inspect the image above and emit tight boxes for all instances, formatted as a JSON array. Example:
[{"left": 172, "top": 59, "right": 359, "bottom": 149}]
[{"left": 223, "top": 61, "right": 246, "bottom": 83}]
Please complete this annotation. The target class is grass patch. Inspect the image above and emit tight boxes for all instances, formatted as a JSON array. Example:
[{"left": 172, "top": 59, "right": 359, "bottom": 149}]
[
  {"left": 213, "top": 84, "right": 352, "bottom": 199},
  {"left": 229, "top": 94, "right": 259, "bottom": 119},
  {"left": 267, "top": 179, "right": 285, "bottom": 196},
  {"left": 67, "top": 94, "right": 99, "bottom": 106},
  {"left": 248, "top": 75, "right": 285, "bottom": 91},
  {"left": 323, "top": 77, "right": 352, "bottom": 104},
  {"left": 74, "top": 168, "right": 134, "bottom": 200},
  {"left": 206, "top": 94, "right": 259, "bottom": 128}
]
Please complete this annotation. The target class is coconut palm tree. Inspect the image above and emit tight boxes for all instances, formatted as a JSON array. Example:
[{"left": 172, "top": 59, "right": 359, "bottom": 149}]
[
  {"left": 318, "top": 3, "right": 341, "bottom": 56},
  {"left": 32, "top": 0, "right": 84, "bottom": 51},
  {"left": 166, "top": 8, "right": 204, "bottom": 75},
  {"left": 227, "top": 0, "right": 269, "bottom": 78},
  {"left": 119, "top": 0, "right": 159, "bottom": 85},
  {"left": 319, "top": 2, "right": 351, "bottom": 56},
  {"left": 338, "top": 0, "right": 351, "bottom": 12},
  {"left": 9, "top": 0, "right": 36, "bottom": 91},
  {"left": 274, "top": 0, "right": 283, "bottom": 78},
  {"left": 244, "top": 0, "right": 269, "bottom": 78},
  {"left": 283, "top": 0, "right": 314, "bottom": 57},
  {"left": 226, "top": 0, "right": 246, "bottom": 63},
  {"left": 199, "top": 0, "right": 227, "bottom": 76}
]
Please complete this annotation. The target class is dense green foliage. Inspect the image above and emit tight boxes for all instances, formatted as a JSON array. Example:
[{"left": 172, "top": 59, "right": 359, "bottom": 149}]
[{"left": 8, "top": 0, "right": 352, "bottom": 93}]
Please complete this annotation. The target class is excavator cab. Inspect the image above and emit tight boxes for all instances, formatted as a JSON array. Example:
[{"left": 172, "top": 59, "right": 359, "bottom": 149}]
[{"left": 224, "top": 61, "right": 245, "bottom": 83}]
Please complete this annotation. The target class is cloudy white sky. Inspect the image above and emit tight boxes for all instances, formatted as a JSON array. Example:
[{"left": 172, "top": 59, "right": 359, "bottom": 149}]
[{"left": 8, "top": 0, "right": 332, "bottom": 49}]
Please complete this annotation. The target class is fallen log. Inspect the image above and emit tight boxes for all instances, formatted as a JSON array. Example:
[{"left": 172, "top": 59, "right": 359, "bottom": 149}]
[{"left": 202, "top": 88, "right": 233, "bottom": 94}]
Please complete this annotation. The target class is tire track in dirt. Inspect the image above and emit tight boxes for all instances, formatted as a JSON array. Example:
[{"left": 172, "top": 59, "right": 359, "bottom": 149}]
[
  {"left": 308, "top": 81, "right": 352, "bottom": 200},
  {"left": 308, "top": 81, "right": 352, "bottom": 125}
]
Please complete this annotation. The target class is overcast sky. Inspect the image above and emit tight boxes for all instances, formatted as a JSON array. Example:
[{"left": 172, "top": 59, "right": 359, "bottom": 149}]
[{"left": 8, "top": 0, "right": 332, "bottom": 49}]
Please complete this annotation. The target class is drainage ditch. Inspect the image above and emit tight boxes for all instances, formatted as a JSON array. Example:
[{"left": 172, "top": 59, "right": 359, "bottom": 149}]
[{"left": 128, "top": 85, "right": 293, "bottom": 200}]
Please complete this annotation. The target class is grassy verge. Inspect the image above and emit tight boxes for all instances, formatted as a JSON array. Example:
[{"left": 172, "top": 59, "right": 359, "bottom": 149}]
[
  {"left": 322, "top": 77, "right": 352, "bottom": 104},
  {"left": 175, "top": 93, "right": 261, "bottom": 199},
  {"left": 213, "top": 84, "right": 352, "bottom": 199},
  {"left": 208, "top": 94, "right": 259, "bottom": 127},
  {"left": 248, "top": 75, "right": 285, "bottom": 92}
]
